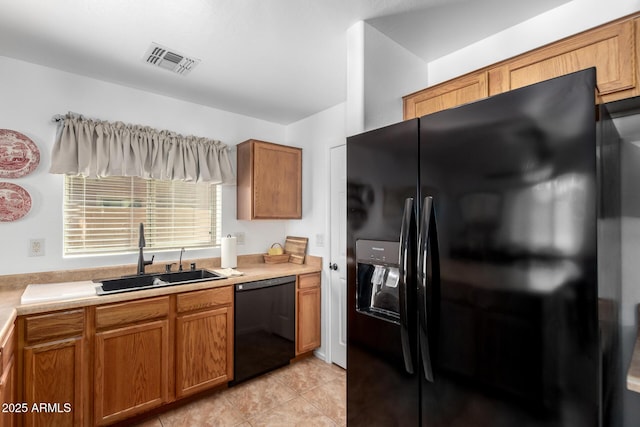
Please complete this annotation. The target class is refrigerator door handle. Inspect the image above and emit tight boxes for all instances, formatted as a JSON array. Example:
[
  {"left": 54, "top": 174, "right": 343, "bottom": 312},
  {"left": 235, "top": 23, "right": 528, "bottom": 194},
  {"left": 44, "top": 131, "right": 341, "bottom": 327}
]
[
  {"left": 418, "top": 196, "right": 435, "bottom": 382},
  {"left": 399, "top": 197, "right": 415, "bottom": 375}
]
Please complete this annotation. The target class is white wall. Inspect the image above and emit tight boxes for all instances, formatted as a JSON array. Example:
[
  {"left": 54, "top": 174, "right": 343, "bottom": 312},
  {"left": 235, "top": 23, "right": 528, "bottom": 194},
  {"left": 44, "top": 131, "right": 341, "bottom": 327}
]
[
  {"left": 346, "top": 22, "right": 365, "bottom": 137},
  {"left": 347, "top": 21, "right": 430, "bottom": 135},
  {"left": 307, "top": 21, "right": 428, "bottom": 361},
  {"left": 363, "top": 24, "right": 429, "bottom": 131},
  {"left": 285, "top": 103, "right": 346, "bottom": 255},
  {"left": 0, "top": 56, "right": 289, "bottom": 275},
  {"left": 285, "top": 102, "right": 346, "bottom": 361},
  {"left": 428, "top": 0, "right": 640, "bottom": 85}
]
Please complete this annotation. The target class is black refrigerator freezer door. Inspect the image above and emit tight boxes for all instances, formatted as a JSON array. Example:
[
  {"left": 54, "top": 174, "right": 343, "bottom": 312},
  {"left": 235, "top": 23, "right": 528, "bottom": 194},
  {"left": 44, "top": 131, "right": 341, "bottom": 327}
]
[
  {"left": 347, "top": 118, "right": 420, "bottom": 426},
  {"left": 418, "top": 69, "right": 599, "bottom": 426}
]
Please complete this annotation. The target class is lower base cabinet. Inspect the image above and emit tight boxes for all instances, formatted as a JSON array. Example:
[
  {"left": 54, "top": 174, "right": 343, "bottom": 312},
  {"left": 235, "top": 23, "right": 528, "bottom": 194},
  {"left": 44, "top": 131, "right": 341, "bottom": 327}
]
[
  {"left": 94, "top": 321, "right": 170, "bottom": 425},
  {"left": 20, "top": 310, "right": 86, "bottom": 427},
  {"left": 14, "top": 273, "right": 319, "bottom": 426},
  {"left": 0, "top": 359, "right": 15, "bottom": 427},
  {"left": 296, "top": 273, "right": 321, "bottom": 355},
  {"left": 93, "top": 297, "right": 170, "bottom": 426},
  {"left": 23, "top": 339, "right": 84, "bottom": 427},
  {"left": 0, "top": 326, "right": 16, "bottom": 427},
  {"left": 175, "top": 287, "right": 234, "bottom": 398}
]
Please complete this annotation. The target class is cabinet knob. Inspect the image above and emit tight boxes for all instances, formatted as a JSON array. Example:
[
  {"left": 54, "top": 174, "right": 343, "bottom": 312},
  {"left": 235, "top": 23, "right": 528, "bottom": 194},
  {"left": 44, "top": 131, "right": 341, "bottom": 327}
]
[{"left": 329, "top": 263, "right": 338, "bottom": 271}]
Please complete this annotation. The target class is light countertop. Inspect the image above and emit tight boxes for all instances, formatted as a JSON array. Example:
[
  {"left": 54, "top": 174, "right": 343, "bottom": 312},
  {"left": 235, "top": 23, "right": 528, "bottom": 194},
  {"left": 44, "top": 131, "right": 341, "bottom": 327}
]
[
  {"left": 0, "top": 287, "right": 22, "bottom": 340},
  {"left": 0, "top": 255, "right": 321, "bottom": 342}
]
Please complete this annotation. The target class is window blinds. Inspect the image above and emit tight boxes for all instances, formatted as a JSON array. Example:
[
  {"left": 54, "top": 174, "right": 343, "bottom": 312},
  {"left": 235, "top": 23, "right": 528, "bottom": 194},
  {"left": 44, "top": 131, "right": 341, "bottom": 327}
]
[{"left": 63, "top": 176, "right": 221, "bottom": 255}]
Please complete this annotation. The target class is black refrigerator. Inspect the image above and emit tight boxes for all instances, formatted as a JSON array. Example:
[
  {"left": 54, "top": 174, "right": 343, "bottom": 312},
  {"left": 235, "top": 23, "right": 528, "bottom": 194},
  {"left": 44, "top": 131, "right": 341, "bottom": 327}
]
[{"left": 346, "top": 69, "right": 622, "bottom": 427}]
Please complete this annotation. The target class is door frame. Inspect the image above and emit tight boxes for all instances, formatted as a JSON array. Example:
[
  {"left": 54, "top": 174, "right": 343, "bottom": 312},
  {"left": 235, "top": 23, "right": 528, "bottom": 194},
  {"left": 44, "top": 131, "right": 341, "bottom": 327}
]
[{"left": 326, "top": 142, "right": 347, "bottom": 368}]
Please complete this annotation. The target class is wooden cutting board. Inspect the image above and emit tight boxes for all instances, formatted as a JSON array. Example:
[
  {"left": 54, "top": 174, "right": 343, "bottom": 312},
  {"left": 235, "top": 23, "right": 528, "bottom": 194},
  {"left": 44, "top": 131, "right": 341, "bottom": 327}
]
[{"left": 284, "top": 236, "right": 308, "bottom": 264}]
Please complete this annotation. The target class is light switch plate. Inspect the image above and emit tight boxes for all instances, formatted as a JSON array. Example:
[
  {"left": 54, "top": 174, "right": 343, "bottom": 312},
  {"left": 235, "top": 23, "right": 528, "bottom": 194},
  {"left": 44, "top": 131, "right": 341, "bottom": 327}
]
[
  {"left": 29, "top": 238, "right": 45, "bottom": 257},
  {"left": 316, "top": 233, "right": 324, "bottom": 247}
]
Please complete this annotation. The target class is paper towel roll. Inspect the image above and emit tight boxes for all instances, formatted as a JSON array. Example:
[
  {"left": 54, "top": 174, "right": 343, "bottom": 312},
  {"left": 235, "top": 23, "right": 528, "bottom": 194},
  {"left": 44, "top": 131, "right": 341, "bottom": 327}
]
[{"left": 221, "top": 235, "right": 237, "bottom": 268}]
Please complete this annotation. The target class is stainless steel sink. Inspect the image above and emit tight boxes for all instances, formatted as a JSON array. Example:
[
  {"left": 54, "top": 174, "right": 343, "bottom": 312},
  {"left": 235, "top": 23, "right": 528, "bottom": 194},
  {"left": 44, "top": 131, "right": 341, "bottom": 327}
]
[{"left": 96, "top": 269, "right": 225, "bottom": 295}]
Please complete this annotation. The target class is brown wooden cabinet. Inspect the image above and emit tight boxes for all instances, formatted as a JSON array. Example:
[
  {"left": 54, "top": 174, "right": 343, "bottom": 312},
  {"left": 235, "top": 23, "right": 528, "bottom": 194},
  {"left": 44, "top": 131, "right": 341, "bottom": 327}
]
[
  {"left": 403, "top": 14, "right": 640, "bottom": 119},
  {"left": 489, "top": 18, "right": 636, "bottom": 100},
  {"left": 20, "top": 310, "right": 86, "bottom": 427},
  {"left": 0, "top": 325, "right": 16, "bottom": 427},
  {"left": 175, "top": 287, "right": 233, "bottom": 398},
  {"left": 14, "top": 275, "right": 310, "bottom": 425},
  {"left": 237, "top": 139, "right": 302, "bottom": 220},
  {"left": 93, "top": 297, "right": 170, "bottom": 426},
  {"left": 296, "top": 273, "right": 321, "bottom": 355},
  {"left": 403, "top": 71, "right": 488, "bottom": 119}
]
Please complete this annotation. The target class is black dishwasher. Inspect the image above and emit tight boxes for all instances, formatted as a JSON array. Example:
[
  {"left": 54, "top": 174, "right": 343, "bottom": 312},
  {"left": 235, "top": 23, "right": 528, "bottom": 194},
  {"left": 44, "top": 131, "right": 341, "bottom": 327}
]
[{"left": 231, "top": 275, "right": 296, "bottom": 385}]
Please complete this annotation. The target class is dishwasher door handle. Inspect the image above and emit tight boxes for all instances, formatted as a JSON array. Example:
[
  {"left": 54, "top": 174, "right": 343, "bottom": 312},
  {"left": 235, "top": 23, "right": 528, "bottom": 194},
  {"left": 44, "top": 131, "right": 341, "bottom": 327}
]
[{"left": 235, "top": 275, "right": 297, "bottom": 292}]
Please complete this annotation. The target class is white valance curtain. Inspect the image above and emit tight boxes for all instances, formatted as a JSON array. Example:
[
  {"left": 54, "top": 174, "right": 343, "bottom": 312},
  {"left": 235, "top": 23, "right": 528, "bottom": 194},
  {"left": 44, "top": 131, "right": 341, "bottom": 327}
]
[{"left": 50, "top": 113, "right": 235, "bottom": 184}]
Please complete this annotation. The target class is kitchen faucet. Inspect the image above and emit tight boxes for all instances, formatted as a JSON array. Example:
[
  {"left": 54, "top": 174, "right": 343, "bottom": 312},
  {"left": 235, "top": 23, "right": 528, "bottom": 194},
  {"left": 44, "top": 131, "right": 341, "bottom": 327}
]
[
  {"left": 178, "top": 247, "right": 185, "bottom": 271},
  {"left": 137, "top": 223, "right": 154, "bottom": 275}
]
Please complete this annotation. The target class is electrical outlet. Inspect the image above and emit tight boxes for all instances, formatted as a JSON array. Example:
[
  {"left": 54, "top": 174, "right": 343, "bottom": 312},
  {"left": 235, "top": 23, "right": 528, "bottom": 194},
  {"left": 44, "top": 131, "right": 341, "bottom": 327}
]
[
  {"left": 235, "top": 232, "right": 245, "bottom": 245},
  {"left": 316, "top": 233, "right": 325, "bottom": 247},
  {"left": 29, "top": 238, "right": 45, "bottom": 257}
]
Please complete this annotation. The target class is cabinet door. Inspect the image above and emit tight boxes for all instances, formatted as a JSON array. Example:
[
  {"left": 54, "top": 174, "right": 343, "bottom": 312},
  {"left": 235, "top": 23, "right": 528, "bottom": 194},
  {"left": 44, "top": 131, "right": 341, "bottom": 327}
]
[
  {"left": 296, "top": 285, "right": 321, "bottom": 355},
  {"left": 23, "top": 338, "right": 83, "bottom": 427},
  {"left": 21, "top": 310, "right": 85, "bottom": 427},
  {"left": 175, "top": 306, "right": 233, "bottom": 398},
  {"left": 94, "top": 320, "right": 169, "bottom": 426},
  {"left": 403, "top": 71, "right": 488, "bottom": 119},
  {"left": 238, "top": 139, "right": 302, "bottom": 220},
  {"left": 0, "top": 356, "right": 15, "bottom": 427},
  {"left": 404, "top": 17, "right": 638, "bottom": 119},
  {"left": 490, "top": 19, "right": 635, "bottom": 101},
  {"left": 253, "top": 141, "right": 302, "bottom": 219},
  {"left": 0, "top": 325, "right": 16, "bottom": 427}
]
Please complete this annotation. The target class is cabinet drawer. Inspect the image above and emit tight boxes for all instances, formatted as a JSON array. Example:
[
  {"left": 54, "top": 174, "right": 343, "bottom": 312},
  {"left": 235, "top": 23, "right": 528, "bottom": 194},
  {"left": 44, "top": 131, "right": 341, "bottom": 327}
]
[
  {"left": 177, "top": 286, "right": 232, "bottom": 313},
  {"left": 96, "top": 296, "right": 170, "bottom": 330},
  {"left": 298, "top": 273, "right": 320, "bottom": 289},
  {"left": 25, "top": 309, "right": 84, "bottom": 343}
]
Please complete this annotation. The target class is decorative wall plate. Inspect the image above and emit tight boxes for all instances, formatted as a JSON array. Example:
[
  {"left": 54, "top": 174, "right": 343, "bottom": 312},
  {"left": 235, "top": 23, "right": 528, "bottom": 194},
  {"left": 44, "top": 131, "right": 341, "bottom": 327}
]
[
  {"left": 0, "top": 182, "right": 32, "bottom": 222},
  {"left": 0, "top": 129, "right": 40, "bottom": 178}
]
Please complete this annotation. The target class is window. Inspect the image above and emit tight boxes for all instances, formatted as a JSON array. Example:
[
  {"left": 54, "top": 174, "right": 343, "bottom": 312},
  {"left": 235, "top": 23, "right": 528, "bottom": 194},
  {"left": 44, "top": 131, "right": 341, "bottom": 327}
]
[{"left": 63, "top": 176, "right": 221, "bottom": 255}]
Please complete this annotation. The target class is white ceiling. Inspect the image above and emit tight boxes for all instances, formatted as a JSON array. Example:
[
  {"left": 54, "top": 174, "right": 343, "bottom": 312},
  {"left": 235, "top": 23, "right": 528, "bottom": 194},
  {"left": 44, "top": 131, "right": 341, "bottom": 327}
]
[{"left": 0, "top": 0, "right": 570, "bottom": 124}]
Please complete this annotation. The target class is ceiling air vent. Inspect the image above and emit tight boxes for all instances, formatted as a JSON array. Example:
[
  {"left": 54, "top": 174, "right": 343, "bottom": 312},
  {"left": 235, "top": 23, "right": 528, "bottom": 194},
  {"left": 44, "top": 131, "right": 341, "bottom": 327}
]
[{"left": 143, "top": 43, "right": 200, "bottom": 76}]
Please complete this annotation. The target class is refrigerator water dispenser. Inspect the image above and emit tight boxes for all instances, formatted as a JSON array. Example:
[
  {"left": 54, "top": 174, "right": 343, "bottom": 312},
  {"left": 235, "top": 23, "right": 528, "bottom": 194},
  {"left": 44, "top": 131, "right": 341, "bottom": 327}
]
[{"left": 355, "top": 239, "right": 401, "bottom": 323}]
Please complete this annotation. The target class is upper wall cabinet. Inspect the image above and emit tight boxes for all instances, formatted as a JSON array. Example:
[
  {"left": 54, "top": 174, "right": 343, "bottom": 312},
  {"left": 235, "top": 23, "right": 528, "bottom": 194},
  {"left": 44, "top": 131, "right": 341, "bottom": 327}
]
[
  {"left": 403, "top": 71, "right": 488, "bottom": 119},
  {"left": 403, "top": 14, "right": 640, "bottom": 120},
  {"left": 237, "top": 139, "right": 302, "bottom": 220},
  {"left": 490, "top": 19, "right": 636, "bottom": 99}
]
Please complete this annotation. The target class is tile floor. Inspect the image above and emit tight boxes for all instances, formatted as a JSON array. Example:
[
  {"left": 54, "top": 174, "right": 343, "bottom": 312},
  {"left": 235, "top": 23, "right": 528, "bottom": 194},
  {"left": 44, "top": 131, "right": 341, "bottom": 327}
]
[{"left": 133, "top": 356, "right": 346, "bottom": 427}]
